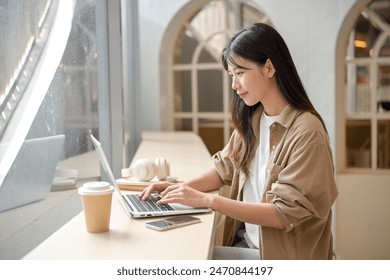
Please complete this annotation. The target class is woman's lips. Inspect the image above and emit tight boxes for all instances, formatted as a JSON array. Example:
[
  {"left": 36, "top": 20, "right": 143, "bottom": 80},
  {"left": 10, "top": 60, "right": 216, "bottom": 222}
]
[{"left": 237, "top": 92, "right": 248, "bottom": 98}]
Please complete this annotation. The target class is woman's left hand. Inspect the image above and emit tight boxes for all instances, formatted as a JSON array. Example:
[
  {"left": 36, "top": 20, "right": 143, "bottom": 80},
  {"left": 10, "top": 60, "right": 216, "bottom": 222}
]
[{"left": 158, "top": 184, "right": 214, "bottom": 208}]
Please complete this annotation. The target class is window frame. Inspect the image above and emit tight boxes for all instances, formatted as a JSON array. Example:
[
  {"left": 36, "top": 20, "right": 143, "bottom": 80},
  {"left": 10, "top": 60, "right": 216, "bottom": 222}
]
[{"left": 337, "top": 0, "right": 390, "bottom": 173}]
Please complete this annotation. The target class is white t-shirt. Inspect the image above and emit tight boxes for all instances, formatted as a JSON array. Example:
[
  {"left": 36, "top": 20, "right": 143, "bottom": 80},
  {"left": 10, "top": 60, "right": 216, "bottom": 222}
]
[{"left": 243, "top": 111, "right": 279, "bottom": 249}]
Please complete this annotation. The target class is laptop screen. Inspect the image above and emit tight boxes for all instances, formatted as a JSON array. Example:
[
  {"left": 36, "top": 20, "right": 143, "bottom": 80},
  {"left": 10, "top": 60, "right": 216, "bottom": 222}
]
[{"left": 90, "top": 133, "right": 131, "bottom": 215}]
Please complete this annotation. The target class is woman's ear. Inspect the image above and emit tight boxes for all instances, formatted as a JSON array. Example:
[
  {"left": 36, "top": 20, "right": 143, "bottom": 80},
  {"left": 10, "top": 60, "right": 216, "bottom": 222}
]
[{"left": 265, "top": 59, "right": 276, "bottom": 78}]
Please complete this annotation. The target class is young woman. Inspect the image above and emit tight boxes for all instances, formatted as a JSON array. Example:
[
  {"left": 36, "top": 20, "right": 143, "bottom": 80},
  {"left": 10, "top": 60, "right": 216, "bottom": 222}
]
[{"left": 140, "top": 23, "right": 338, "bottom": 260}]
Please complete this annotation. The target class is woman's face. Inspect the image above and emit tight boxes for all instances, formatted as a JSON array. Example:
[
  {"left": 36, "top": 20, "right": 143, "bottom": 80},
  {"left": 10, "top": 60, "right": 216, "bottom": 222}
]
[{"left": 227, "top": 56, "right": 275, "bottom": 107}]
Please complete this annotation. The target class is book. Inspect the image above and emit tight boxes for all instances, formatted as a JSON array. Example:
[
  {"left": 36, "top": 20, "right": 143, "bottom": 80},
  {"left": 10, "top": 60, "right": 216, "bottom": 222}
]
[
  {"left": 116, "top": 176, "right": 180, "bottom": 191},
  {"left": 50, "top": 168, "right": 78, "bottom": 191}
]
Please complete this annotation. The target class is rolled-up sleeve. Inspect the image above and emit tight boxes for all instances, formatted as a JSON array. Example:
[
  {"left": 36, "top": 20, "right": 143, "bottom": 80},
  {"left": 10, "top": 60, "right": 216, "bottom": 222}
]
[
  {"left": 212, "top": 131, "right": 240, "bottom": 186},
  {"left": 266, "top": 130, "right": 338, "bottom": 232}
]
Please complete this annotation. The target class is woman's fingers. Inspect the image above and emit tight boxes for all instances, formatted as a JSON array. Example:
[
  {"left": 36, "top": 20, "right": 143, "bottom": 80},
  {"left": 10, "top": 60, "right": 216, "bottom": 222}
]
[
  {"left": 158, "top": 185, "right": 212, "bottom": 208},
  {"left": 160, "top": 184, "right": 182, "bottom": 197},
  {"left": 138, "top": 182, "right": 171, "bottom": 200}
]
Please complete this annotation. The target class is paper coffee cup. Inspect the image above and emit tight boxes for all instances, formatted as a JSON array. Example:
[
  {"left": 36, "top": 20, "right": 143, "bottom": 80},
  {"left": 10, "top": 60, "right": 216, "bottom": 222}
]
[{"left": 78, "top": 181, "right": 115, "bottom": 233}]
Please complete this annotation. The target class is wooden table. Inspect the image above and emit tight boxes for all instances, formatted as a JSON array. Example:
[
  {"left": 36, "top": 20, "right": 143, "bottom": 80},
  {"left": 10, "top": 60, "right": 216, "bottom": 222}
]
[{"left": 24, "top": 132, "right": 217, "bottom": 259}]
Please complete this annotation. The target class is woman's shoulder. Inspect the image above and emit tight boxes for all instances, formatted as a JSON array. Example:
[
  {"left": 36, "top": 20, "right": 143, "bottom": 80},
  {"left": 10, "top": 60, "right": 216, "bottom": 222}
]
[
  {"left": 289, "top": 111, "right": 329, "bottom": 144},
  {"left": 295, "top": 111, "right": 324, "bottom": 130}
]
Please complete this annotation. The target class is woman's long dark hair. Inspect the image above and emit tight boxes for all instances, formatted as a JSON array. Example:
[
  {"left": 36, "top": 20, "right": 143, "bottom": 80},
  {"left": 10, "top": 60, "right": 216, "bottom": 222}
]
[{"left": 222, "top": 23, "right": 326, "bottom": 174}]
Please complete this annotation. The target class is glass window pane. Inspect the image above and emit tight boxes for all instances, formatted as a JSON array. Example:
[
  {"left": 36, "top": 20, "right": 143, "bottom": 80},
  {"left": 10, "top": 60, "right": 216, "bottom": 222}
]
[
  {"left": 0, "top": 0, "right": 50, "bottom": 104},
  {"left": 199, "top": 119, "right": 224, "bottom": 154},
  {"left": 174, "top": 70, "right": 192, "bottom": 112},
  {"left": 198, "top": 69, "right": 223, "bottom": 112},
  {"left": 369, "top": 0, "right": 390, "bottom": 24},
  {"left": 27, "top": 1, "right": 99, "bottom": 177},
  {"left": 379, "top": 36, "right": 390, "bottom": 57},
  {"left": 190, "top": 1, "right": 225, "bottom": 54},
  {"left": 346, "top": 64, "right": 371, "bottom": 114},
  {"left": 346, "top": 120, "right": 371, "bottom": 168},
  {"left": 0, "top": 0, "right": 51, "bottom": 137},
  {"left": 205, "top": 33, "right": 227, "bottom": 60},
  {"left": 198, "top": 47, "right": 217, "bottom": 63},
  {"left": 174, "top": 118, "right": 192, "bottom": 131},
  {"left": 174, "top": 27, "right": 198, "bottom": 64},
  {"left": 0, "top": 0, "right": 100, "bottom": 194},
  {"left": 378, "top": 64, "right": 390, "bottom": 113},
  {"left": 352, "top": 14, "right": 380, "bottom": 58},
  {"left": 378, "top": 120, "right": 390, "bottom": 169}
]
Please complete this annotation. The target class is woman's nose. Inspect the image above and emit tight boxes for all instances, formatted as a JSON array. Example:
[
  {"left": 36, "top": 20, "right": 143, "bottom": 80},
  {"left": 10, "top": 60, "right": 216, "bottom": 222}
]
[{"left": 231, "top": 79, "right": 238, "bottom": 91}]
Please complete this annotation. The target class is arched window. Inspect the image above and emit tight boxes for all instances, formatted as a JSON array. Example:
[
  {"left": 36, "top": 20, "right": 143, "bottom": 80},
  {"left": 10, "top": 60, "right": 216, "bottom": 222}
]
[
  {"left": 336, "top": 0, "right": 390, "bottom": 259},
  {"left": 342, "top": 0, "right": 390, "bottom": 171},
  {"left": 161, "top": 0, "right": 272, "bottom": 154}
]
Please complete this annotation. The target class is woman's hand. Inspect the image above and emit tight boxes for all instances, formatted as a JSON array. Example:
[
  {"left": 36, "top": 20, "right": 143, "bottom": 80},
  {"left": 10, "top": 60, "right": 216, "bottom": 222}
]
[
  {"left": 157, "top": 184, "right": 214, "bottom": 209},
  {"left": 138, "top": 181, "right": 173, "bottom": 201}
]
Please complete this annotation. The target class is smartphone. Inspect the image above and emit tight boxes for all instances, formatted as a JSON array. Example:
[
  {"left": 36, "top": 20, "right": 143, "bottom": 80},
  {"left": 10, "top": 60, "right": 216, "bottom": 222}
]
[{"left": 145, "top": 215, "right": 201, "bottom": 231}]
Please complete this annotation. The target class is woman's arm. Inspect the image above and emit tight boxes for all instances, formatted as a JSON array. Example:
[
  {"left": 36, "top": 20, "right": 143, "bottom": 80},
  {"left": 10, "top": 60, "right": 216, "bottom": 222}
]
[
  {"left": 158, "top": 185, "right": 284, "bottom": 229},
  {"left": 209, "top": 194, "right": 284, "bottom": 229},
  {"left": 184, "top": 168, "right": 225, "bottom": 192},
  {"left": 139, "top": 168, "right": 224, "bottom": 200},
  {"left": 140, "top": 167, "right": 284, "bottom": 229}
]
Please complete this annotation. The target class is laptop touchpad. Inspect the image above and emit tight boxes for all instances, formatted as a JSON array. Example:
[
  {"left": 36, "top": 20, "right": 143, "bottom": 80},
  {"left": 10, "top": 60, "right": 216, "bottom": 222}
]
[{"left": 170, "top": 203, "right": 194, "bottom": 210}]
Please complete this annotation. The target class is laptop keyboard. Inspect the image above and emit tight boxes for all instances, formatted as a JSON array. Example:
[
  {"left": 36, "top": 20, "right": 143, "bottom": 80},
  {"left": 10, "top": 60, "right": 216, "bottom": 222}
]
[{"left": 126, "top": 193, "right": 174, "bottom": 212}]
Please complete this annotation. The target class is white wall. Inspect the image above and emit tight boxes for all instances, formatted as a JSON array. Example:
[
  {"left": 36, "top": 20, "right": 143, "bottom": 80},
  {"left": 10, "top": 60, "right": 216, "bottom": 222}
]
[{"left": 138, "top": 0, "right": 188, "bottom": 131}]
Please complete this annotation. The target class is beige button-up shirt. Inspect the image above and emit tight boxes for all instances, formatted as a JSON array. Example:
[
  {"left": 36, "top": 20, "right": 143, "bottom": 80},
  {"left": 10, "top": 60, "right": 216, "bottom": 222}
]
[{"left": 212, "top": 105, "right": 338, "bottom": 259}]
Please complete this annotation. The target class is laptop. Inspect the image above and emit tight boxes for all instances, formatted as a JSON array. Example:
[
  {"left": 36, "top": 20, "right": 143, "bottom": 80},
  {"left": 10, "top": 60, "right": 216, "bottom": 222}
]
[
  {"left": 0, "top": 134, "right": 65, "bottom": 212},
  {"left": 90, "top": 133, "right": 211, "bottom": 218}
]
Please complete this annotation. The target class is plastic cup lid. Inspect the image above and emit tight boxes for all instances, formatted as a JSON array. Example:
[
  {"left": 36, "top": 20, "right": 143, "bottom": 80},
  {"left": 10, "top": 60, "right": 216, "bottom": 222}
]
[{"left": 78, "top": 181, "right": 115, "bottom": 196}]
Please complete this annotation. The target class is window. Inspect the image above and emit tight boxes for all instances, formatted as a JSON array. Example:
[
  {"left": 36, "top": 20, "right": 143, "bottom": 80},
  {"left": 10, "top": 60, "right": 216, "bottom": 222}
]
[
  {"left": 344, "top": 0, "right": 390, "bottom": 170},
  {"left": 0, "top": 0, "right": 52, "bottom": 138},
  {"left": 0, "top": 0, "right": 101, "bottom": 188},
  {"left": 28, "top": 0, "right": 99, "bottom": 158},
  {"left": 168, "top": 0, "right": 272, "bottom": 154}
]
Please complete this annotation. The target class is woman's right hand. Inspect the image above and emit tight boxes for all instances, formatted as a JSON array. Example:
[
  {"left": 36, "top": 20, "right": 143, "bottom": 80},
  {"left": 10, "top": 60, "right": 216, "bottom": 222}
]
[{"left": 138, "top": 181, "right": 174, "bottom": 200}]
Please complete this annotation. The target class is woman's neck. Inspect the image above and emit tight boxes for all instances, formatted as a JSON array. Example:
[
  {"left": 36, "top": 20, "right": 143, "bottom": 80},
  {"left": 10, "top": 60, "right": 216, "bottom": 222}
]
[{"left": 262, "top": 90, "right": 287, "bottom": 116}]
